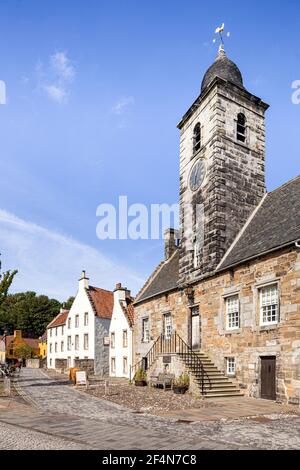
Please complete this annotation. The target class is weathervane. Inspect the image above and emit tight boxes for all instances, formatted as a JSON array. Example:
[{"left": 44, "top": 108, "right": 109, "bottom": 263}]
[{"left": 213, "top": 23, "right": 230, "bottom": 49}]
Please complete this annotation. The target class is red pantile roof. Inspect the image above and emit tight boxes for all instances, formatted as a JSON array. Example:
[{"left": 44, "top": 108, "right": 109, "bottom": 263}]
[
  {"left": 120, "top": 298, "right": 134, "bottom": 327},
  {"left": 47, "top": 310, "right": 69, "bottom": 329},
  {"left": 4, "top": 336, "right": 39, "bottom": 350},
  {"left": 86, "top": 286, "right": 113, "bottom": 319}
]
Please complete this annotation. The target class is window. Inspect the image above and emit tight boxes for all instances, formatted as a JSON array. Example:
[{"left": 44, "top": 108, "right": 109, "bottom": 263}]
[
  {"left": 193, "top": 123, "right": 201, "bottom": 153},
  {"left": 55, "top": 327, "right": 58, "bottom": 336},
  {"left": 84, "top": 312, "right": 89, "bottom": 326},
  {"left": 49, "top": 343, "right": 52, "bottom": 353},
  {"left": 123, "top": 330, "right": 128, "bottom": 348},
  {"left": 142, "top": 318, "right": 150, "bottom": 343},
  {"left": 260, "top": 284, "right": 279, "bottom": 325},
  {"left": 75, "top": 315, "right": 79, "bottom": 328},
  {"left": 226, "top": 295, "right": 240, "bottom": 330},
  {"left": 84, "top": 334, "right": 89, "bottom": 350},
  {"left": 164, "top": 314, "right": 172, "bottom": 339},
  {"left": 236, "top": 113, "right": 246, "bottom": 142},
  {"left": 75, "top": 335, "right": 79, "bottom": 350},
  {"left": 111, "top": 332, "right": 115, "bottom": 349},
  {"left": 123, "top": 356, "right": 128, "bottom": 375},
  {"left": 111, "top": 357, "right": 116, "bottom": 374},
  {"left": 55, "top": 342, "right": 57, "bottom": 353},
  {"left": 61, "top": 326, "right": 64, "bottom": 335},
  {"left": 50, "top": 329, "right": 52, "bottom": 337},
  {"left": 227, "top": 357, "right": 236, "bottom": 375},
  {"left": 61, "top": 341, "right": 64, "bottom": 352},
  {"left": 50, "top": 358, "right": 52, "bottom": 367},
  {"left": 68, "top": 318, "right": 71, "bottom": 329},
  {"left": 67, "top": 336, "right": 71, "bottom": 351}
]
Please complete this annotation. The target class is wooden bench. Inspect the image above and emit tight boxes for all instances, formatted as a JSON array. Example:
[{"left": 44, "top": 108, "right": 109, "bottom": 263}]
[{"left": 149, "top": 373, "right": 175, "bottom": 390}]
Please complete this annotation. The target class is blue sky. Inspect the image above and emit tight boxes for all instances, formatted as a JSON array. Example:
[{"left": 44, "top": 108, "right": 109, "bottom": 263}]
[{"left": 0, "top": 0, "right": 299, "bottom": 300}]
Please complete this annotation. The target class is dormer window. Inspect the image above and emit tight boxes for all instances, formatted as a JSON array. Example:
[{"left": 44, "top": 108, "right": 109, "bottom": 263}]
[
  {"left": 236, "top": 113, "right": 246, "bottom": 142},
  {"left": 193, "top": 123, "right": 201, "bottom": 153}
]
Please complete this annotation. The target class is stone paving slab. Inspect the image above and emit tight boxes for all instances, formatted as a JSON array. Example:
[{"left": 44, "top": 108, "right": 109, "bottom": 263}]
[{"left": 0, "top": 368, "right": 299, "bottom": 450}]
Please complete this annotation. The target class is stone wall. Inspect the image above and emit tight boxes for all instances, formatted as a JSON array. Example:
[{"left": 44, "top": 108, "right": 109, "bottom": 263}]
[
  {"left": 94, "top": 317, "right": 110, "bottom": 376},
  {"left": 55, "top": 358, "right": 67, "bottom": 372},
  {"left": 134, "top": 247, "right": 300, "bottom": 404},
  {"left": 74, "top": 358, "right": 94, "bottom": 376}
]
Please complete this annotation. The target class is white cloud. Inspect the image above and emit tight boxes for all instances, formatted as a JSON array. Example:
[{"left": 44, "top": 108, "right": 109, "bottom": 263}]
[
  {"left": 43, "top": 84, "right": 67, "bottom": 104},
  {"left": 50, "top": 52, "right": 75, "bottom": 81},
  {"left": 111, "top": 96, "right": 135, "bottom": 115},
  {"left": 0, "top": 209, "right": 144, "bottom": 301},
  {"left": 37, "top": 51, "right": 76, "bottom": 104}
]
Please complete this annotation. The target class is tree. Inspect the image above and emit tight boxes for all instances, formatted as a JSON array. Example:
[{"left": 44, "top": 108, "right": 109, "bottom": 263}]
[
  {"left": 0, "top": 292, "right": 61, "bottom": 337},
  {"left": 14, "top": 343, "right": 33, "bottom": 360},
  {"left": 64, "top": 296, "right": 75, "bottom": 310},
  {"left": 0, "top": 256, "right": 17, "bottom": 308}
]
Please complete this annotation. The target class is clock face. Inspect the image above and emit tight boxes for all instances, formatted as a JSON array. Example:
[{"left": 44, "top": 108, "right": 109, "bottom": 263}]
[{"left": 189, "top": 159, "right": 206, "bottom": 191}]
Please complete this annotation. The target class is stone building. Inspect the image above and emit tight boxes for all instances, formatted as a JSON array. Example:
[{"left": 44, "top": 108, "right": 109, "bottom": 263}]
[{"left": 133, "top": 45, "right": 300, "bottom": 404}]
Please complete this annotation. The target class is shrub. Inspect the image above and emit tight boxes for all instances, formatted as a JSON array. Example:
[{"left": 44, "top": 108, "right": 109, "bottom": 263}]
[{"left": 134, "top": 367, "right": 147, "bottom": 382}]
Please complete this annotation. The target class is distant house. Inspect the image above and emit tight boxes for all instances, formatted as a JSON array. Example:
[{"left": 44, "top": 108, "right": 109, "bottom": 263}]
[
  {"left": 47, "top": 271, "right": 114, "bottom": 376},
  {"left": 0, "top": 330, "right": 39, "bottom": 363},
  {"left": 109, "top": 283, "right": 134, "bottom": 379},
  {"left": 46, "top": 309, "right": 69, "bottom": 369},
  {"left": 38, "top": 332, "right": 47, "bottom": 359}
]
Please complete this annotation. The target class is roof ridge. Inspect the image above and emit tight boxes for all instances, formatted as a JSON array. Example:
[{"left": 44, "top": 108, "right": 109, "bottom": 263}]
[
  {"left": 89, "top": 285, "right": 113, "bottom": 293},
  {"left": 268, "top": 174, "right": 300, "bottom": 194},
  {"left": 134, "top": 250, "right": 178, "bottom": 304},
  {"left": 216, "top": 193, "right": 267, "bottom": 272}
]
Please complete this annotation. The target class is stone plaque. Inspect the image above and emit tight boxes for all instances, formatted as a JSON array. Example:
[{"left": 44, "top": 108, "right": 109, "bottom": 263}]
[{"left": 163, "top": 356, "right": 172, "bottom": 364}]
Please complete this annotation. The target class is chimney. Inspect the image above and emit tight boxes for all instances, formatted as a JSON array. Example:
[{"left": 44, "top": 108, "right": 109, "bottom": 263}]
[
  {"left": 164, "top": 228, "right": 179, "bottom": 260},
  {"left": 79, "top": 270, "right": 89, "bottom": 290},
  {"left": 114, "top": 282, "right": 131, "bottom": 304},
  {"left": 14, "top": 330, "right": 22, "bottom": 340}
]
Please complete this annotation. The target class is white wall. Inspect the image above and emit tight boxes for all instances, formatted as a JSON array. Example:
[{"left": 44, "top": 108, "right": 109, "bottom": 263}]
[
  {"left": 66, "top": 277, "right": 95, "bottom": 368},
  {"left": 109, "top": 288, "right": 133, "bottom": 378},
  {"left": 47, "top": 323, "right": 66, "bottom": 369}
]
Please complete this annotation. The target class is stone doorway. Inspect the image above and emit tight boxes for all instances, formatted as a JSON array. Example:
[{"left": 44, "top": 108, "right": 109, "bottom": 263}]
[{"left": 260, "top": 356, "right": 276, "bottom": 401}]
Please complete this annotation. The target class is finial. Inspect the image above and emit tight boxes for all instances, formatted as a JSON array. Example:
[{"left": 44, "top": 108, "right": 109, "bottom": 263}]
[{"left": 213, "top": 23, "right": 230, "bottom": 53}]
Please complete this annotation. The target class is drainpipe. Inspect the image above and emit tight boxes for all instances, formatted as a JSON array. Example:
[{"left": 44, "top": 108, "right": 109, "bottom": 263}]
[{"left": 295, "top": 240, "right": 300, "bottom": 249}]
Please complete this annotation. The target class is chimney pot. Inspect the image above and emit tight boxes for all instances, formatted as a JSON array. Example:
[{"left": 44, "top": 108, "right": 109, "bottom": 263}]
[
  {"left": 116, "top": 282, "right": 122, "bottom": 290},
  {"left": 164, "top": 228, "right": 179, "bottom": 259}
]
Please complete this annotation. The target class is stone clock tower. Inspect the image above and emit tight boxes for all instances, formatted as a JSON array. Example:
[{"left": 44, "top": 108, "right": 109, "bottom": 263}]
[{"left": 178, "top": 45, "right": 269, "bottom": 285}]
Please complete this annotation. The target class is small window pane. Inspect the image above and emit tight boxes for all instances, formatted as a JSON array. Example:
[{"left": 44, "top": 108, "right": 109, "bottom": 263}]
[{"left": 226, "top": 296, "right": 239, "bottom": 330}]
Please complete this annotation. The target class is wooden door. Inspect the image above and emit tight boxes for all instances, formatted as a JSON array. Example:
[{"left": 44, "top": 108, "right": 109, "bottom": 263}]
[
  {"left": 191, "top": 314, "right": 200, "bottom": 350},
  {"left": 261, "top": 356, "right": 276, "bottom": 400}
]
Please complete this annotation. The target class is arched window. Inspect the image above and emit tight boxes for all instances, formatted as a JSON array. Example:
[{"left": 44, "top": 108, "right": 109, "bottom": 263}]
[
  {"left": 193, "top": 123, "right": 201, "bottom": 153},
  {"left": 236, "top": 113, "right": 246, "bottom": 142}
]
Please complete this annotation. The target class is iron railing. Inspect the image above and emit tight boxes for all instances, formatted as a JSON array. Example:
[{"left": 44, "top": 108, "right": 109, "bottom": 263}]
[{"left": 130, "top": 331, "right": 211, "bottom": 395}]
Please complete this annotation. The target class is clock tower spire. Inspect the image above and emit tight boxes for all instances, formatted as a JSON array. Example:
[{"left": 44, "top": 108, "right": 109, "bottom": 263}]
[{"left": 178, "top": 46, "right": 269, "bottom": 285}]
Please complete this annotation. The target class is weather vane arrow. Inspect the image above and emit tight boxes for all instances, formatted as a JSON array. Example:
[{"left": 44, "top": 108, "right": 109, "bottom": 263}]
[{"left": 213, "top": 23, "right": 230, "bottom": 49}]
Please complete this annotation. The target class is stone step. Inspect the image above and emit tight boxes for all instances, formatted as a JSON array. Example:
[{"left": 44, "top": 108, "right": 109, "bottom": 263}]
[{"left": 202, "top": 391, "right": 244, "bottom": 398}]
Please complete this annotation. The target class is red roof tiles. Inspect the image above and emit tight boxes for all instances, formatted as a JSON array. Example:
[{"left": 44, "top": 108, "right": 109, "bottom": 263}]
[
  {"left": 87, "top": 286, "right": 113, "bottom": 319},
  {"left": 47, "top": 310, "right": 69, "bottom": 329}
]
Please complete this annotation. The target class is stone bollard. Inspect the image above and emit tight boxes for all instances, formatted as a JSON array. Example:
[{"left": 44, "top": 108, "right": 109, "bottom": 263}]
[{"left": 104, "top": 380, "right": 110, "bottom": 396}]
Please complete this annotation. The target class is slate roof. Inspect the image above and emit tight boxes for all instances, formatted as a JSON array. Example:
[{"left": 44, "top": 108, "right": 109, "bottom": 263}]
[
  {"left": 47, "top": 310, "right": 69, "bottom": 329},
  {"left": 135, "top": 250, "right": 179, "bottom": 304},
  {"left": 218, "top": 175, "right": 300, "bottom": 270},
  {"left": 86, "top": 286, "right": 114, "bottom": 320},
  {"left": 201, "top": 48, "right": 243, "bottom": 93}
]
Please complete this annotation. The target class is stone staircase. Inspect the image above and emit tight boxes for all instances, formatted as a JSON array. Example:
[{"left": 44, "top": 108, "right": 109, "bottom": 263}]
[{"left": 178, "top": 350, "right": 243, "bottom": 398}]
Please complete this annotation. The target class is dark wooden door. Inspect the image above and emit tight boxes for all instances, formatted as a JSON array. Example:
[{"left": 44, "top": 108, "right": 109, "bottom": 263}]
[{"left": 261, "top": 357, "right": 276, "bottom": 400}]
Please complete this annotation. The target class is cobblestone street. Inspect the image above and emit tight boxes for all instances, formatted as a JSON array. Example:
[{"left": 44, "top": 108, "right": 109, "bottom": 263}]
[{"left": 0, "top": 368, "right": 300, "bottom": 450}]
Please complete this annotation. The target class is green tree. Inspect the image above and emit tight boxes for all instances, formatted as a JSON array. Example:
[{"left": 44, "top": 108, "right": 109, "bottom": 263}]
[
  {"left": 0, "top": 256, "right": 17, "bottom": 308},
  {"left": 14, "top": 343, "right": 33, "bottom": 359},
  {"left": 64, "top": 296, "right": 75, "bottom": 310},
  {"left": 0, "top": 292, "right": 60, "bottom": 337}
]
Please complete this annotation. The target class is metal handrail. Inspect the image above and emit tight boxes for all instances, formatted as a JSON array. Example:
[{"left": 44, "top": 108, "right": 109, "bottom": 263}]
[{"left": 130, "top": 331, "right": 211, "bottom": 394}]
